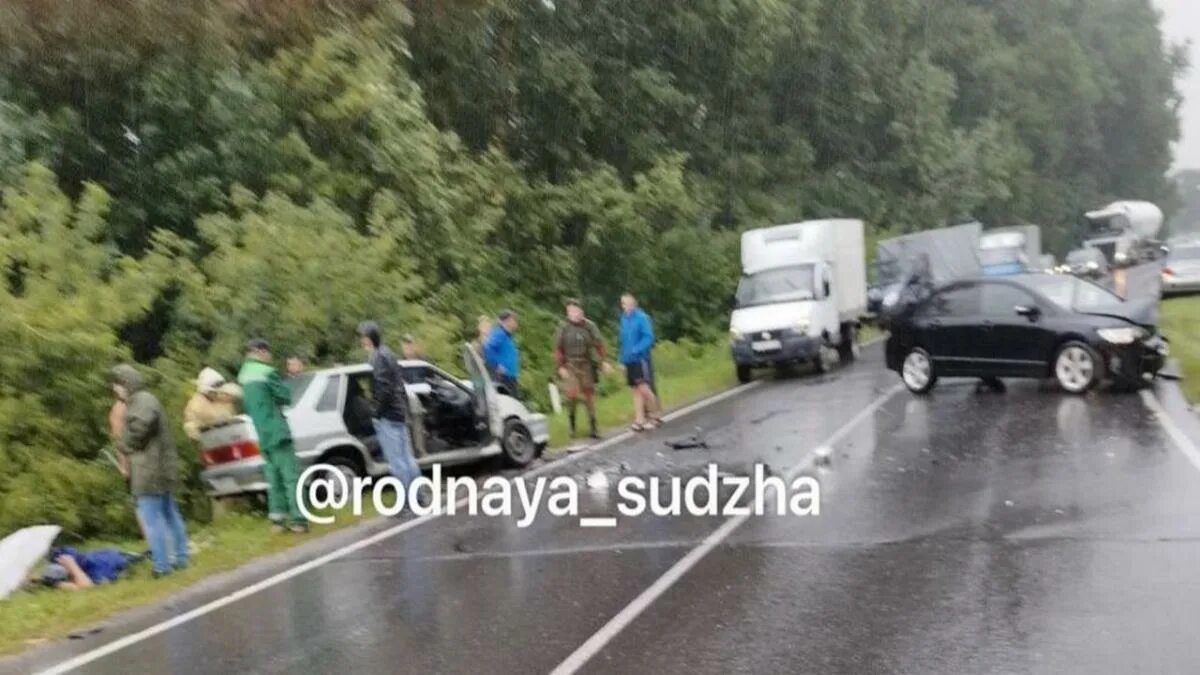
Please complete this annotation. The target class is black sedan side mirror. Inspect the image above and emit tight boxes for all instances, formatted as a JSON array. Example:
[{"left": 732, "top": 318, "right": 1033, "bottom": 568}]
[{"left": 1015, "top": 305, "right": 1041, "bottom": 321}]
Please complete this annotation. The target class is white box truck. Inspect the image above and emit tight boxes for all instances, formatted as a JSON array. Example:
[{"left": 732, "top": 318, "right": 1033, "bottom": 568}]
[{"left": 730, "top": 219, "right": 867, "bottom": 383}]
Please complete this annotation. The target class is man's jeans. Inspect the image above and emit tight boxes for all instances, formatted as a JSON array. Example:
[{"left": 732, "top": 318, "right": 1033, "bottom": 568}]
[
  {"left": 136, "top": 493, "right": 189, "bottom": 574},
  {"left": 373, "top": 418, "right": 421, "bottom": 489}
]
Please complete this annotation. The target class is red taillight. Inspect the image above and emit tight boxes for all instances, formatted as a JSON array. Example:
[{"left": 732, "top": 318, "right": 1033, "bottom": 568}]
[
  {"left": 1162, "top": 267, "right": 1175, "bottom": 277},
  {"left": 202, "top": 440, "right": 261, "bottom": 466}
]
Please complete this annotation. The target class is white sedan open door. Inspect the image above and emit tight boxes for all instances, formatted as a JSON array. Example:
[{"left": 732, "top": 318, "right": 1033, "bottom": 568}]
[{"left": 462, "top": 343, "right": 501, "bottom": 441}]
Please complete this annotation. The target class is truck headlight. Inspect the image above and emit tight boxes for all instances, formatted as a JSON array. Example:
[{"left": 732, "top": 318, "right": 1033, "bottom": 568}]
[
  {"left": 1114, "top": 252, "right": 1128, "bottom": 262},
  {"left": 729, "top": 329, "right": 743, "bottom": 343},
  {"left": 1097, "top": 327, "right": 1147, "bottom": 344}
]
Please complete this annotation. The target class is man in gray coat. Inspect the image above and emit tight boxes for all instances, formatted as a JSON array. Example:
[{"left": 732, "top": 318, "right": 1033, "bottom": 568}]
[{"left": 112, "top": 364, "right": 189, "bottom": 577}]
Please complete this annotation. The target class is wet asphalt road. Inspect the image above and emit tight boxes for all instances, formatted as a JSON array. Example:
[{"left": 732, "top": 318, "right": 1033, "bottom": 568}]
[{"left": 13, "top": 262, "right": 1199, "bottom": 675}]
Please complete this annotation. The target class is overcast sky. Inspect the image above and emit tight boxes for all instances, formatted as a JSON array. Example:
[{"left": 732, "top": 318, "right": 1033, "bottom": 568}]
[{"left": 1157, "top": 0, "right": 1199, "bottom": 170}]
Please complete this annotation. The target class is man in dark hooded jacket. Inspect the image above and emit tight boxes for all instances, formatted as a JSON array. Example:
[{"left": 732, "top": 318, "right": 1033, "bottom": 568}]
[
  {"left": 111, "top": 364, "right": 189, "bottom": 577},
  {"left": 357, "top": 321, "right": 421, "bottom": 494}
]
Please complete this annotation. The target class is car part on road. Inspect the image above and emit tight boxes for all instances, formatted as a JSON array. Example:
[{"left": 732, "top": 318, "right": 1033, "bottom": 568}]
[
  {"left": 664, "top": 435, "right": 708, "bottom": 450},
  {"left": 1054, "top": 341, "right": 1101, "bottom": 394},
  {"left": 901, "top": 348, "right": 937, "bottom": 394}
]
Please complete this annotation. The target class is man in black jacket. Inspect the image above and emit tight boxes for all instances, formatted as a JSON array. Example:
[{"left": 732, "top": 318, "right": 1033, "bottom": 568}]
[{"left": 357, "top": 321, "right": 421, "bottom": 492}]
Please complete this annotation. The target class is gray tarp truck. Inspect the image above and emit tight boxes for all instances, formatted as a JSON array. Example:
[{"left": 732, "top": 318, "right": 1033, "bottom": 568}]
[{"left": 868, "top": 222, "right": 983, "bottom": 320}]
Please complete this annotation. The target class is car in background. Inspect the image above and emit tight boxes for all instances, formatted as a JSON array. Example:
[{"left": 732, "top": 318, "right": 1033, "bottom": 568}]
[
  {"left": 886, "top": 274, "right": 1167, "bottom": 395},
  {"left": 198, "top": 345, "right": 549, "bottom": 499},
  {"left": 1060, "top": 247, "right": 1109, "bottom": 280},
  {"left": 1162, "top": 242, "right": 1200, "bottom": 296}
]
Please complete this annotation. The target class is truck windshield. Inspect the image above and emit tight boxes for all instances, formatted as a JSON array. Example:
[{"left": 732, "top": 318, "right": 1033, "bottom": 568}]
[{"left": 735, "top": 265, "right": 815, "bottom": 308}]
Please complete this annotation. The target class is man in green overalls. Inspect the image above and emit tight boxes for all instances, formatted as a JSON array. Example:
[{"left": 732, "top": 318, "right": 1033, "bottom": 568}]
[
  {"left": 238, "top": 338, "right": 307, "bottom": 533},
  {"left": 554, "top": 299, "right": 610, "bottom": 439}
]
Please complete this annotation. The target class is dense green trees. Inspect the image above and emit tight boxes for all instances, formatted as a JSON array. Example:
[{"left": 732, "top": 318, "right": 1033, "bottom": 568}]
[{"left": 0, "top": 0, "right": 1184, "bottom": 537}]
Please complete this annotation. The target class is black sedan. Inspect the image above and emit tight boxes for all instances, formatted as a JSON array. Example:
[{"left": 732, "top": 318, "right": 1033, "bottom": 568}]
[{"left": 885, "top": 274, "right": 1168, "bottom": 394}]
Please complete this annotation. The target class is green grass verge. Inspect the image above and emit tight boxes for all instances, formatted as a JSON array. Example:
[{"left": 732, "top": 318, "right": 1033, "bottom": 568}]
[
  {"left": 0, "top": 505, "right": 383, "bottom": 656},
  {"left": 1161, "top": 296, "right": 1200, "bottom": 402}
]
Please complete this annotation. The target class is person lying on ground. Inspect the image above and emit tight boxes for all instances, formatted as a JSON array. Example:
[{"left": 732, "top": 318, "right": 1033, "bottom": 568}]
[{"left": 29, "top": 547, "right": 145, "bottom": 591}]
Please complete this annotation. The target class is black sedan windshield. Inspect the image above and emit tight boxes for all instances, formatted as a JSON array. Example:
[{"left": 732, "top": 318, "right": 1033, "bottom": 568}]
[
  {"left": 735, "top": 265, "right": 815, "bottom": 307},
  {"left": 1019, "top": 274, "right": 1122, "bottom": 312}
]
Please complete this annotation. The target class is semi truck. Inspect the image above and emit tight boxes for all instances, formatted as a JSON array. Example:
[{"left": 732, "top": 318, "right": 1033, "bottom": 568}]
[
  {"left": 1083, "top": 201, "right": 1165, "bottom": 267},
  {"left": 729, "top": 220, "right": 867, "bottom": 383}
]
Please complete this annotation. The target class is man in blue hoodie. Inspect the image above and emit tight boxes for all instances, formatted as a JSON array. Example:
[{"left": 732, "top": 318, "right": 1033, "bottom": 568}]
[
  {"left": 618, "top": 293, "right": 660, "bottom": 430},
  {"left": 483, "top": 309, "right": 521, "bottom": 398}
]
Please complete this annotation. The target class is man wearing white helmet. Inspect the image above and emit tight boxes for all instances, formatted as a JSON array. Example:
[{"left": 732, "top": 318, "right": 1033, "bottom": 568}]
[{"left": 183, "top": 367, "right": 241, "bottom": 442}]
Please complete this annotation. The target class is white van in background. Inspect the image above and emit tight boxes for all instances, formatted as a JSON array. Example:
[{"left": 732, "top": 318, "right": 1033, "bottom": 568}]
[{"left": 729, "top": 219, "right": 867, "bottom": 383}]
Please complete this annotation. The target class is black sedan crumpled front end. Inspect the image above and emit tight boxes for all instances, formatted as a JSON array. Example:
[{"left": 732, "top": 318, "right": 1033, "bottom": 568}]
[{"left": 1093, "top": 325, "right": 1168, "bottom": 385}]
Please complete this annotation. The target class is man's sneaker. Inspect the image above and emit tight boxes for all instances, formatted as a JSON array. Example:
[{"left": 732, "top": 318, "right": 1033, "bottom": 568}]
[
  {"left": 270, "top": 523, "right": 286, "bottom": 534},
  {"left": 172, "top": 560, "right": 189, "bottom": 572},
  {"left": 151, "top": 569, "right": 172, "bottom": 579}
]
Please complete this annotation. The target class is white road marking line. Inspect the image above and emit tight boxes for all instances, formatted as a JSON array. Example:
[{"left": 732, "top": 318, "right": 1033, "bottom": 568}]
[
  {"left": 1140, "top": 389, "right": 1200, "bottom": 472},
  {"left": 37, "top": 511, "right": 439, "bottom": 675},
  {"left": 549, "top": 383, "right": 904, "bottom": 675},
  {"left": 37, "top": 374, "right": 777, "bottom": 673},
  {"left": 578, "top": 517, "right": 618, "bottom": 528}
]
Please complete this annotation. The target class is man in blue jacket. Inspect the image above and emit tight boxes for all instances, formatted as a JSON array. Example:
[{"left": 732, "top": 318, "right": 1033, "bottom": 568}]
[
  {"left": 483, "top": 309, "right": 521, "bottom": 398},
  {"left": 618, "top": 293, "right": 660, "bottom": 431}
]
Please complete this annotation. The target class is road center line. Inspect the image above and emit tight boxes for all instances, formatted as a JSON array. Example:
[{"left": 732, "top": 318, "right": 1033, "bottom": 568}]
[
  {"left": 37, "top": 376, "right": 772, "bottom": 674},
  {"left": 1140, "top": 389, "right": 1200, "bottom": 472},
  {"left": 549, "top": 383, "right": 904, "bottom": 675}
]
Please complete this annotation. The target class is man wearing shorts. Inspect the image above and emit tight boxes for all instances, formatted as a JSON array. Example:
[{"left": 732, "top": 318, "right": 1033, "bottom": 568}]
[
  {"left": 554, "top": 299, "right": 609, "bottom": 439},
  {"left": 618, "top": 293, "right": 660, "bottom": 431}
]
